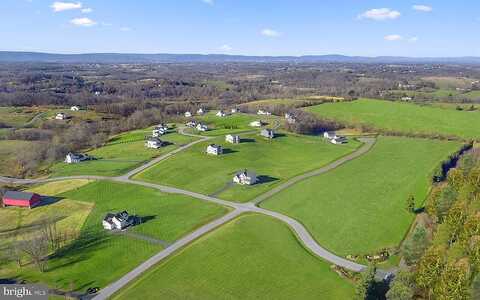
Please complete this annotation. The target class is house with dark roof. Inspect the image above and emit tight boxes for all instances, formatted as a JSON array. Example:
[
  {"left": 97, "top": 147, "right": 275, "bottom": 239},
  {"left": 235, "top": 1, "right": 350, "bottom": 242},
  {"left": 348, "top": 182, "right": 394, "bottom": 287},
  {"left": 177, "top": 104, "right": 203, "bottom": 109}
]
[
  {"left": 233, "top": 170, "right": 257, "bottom": 185},
  {"left": 2, "top": 191, "right": 41, "bottom": 208},
  {"left": 102, "top": 211, "right": 134, "bottom": 230}
]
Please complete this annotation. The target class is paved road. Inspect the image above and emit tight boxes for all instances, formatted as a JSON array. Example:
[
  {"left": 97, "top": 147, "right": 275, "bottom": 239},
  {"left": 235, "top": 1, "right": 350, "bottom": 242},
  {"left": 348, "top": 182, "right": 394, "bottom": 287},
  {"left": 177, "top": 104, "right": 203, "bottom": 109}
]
[
  {"left": 252, "top": 138, "right": 376, "bottom": 205},
  {"left": 93, "top": 209, "right": 245, "bottom": 300},
  {"left": 0, "top": 130, "right": 391, "bottom": 297}
]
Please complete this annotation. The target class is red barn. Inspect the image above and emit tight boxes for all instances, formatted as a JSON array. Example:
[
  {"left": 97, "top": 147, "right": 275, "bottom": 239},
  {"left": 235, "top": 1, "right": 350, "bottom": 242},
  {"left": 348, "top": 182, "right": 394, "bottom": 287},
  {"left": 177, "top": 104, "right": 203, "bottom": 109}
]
[{"left": 2, "top": 191, "right": 41, "bottom": 208}]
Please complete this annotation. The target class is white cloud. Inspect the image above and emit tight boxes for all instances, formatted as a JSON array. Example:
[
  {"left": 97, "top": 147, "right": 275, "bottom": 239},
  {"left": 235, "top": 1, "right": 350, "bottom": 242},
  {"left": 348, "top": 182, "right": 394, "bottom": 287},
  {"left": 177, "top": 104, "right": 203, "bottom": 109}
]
[
  {"left": 120, "top": 26, "right": 132, "bottom": 32},
  {"left": 81, "top": 7, "right": 92, "bottom": 13},
  {"left": 358, "top": 8, "right": 401, "bottom": 21},
  {"left": 70, "top": 17, "right": 96, "bottom": 27},
  {"left": 384, "top": 34, "right": 403, "bottom": 41},
  {"left": 261, "top": 28, "right": 281, "bottom": 37},
  {"left": 219, "top": 44, "right": 232, "bottom": 51},
  {"left": 51, "top": 1, "right": 82, "bottom": 12},
  {"left": 413, "top": 5, "right": 432, "bottom": 12},
  {"left": 202, "top": 0, "right": 214, "bottom": 5}
]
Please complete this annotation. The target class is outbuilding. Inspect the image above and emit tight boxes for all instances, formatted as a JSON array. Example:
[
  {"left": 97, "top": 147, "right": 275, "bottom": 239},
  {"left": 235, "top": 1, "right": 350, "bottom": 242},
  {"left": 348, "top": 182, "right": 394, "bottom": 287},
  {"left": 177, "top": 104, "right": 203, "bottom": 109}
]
[{"left": 2, "top": 191, "right": 41, "bottom": 209}]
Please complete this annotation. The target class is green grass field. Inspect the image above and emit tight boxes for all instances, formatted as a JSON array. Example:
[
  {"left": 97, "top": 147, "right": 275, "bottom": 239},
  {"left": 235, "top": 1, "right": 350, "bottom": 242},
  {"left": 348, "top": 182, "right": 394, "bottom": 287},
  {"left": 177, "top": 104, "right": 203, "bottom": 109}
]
[
  {"left": 306, "top": 98, "right": 480, "bottom": 139},
  {"left": 49, "top": 128, "right": 196, "bottom": 177},
  {"left": 189, "top": 112, "right": 278, "bottom": 136},
  {"left": 1, "top": 180, "right": 227, "bottom": 291},
  {"left": 262, "top": 136, "right": 460, "bottom": 257},
  {"left": 0, "top": 107, "right": 44, "bottom": 127},
  {"left": 113, "top": 214, "right": 354, "bottom": 300},
  {"left": 135, "top": 132, "right": 361, "bottom": 202}
]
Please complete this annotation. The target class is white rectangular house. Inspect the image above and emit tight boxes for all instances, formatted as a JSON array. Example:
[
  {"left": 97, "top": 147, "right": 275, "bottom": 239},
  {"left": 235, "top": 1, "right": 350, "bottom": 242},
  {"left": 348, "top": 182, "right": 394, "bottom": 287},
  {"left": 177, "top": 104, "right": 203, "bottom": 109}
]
[
  {"left": 145, "top": 137, "right": 164, "bottom": 149},
  {"left": 55, "top": 112, "right": 67, "bottom": 120},
  {"left": 103, "top": 211, "right": 134, "bottom": 230},
  {"left": 231, "top": 108, "right": 239, "bottom": 114},
  {"left": 216, "top": 110, "right": 227, "bottom": 117},
  {"left": 260, "top": 129, "right": 275, "bottom": 139},
  {"left": 196, "top": 123, "right": 208, "bottom": 131},
  {"left": 225, "top": 134, "right": 240, "bottom": 144},
  {"left": 206, "top": 144, "right": 223, "bottom": 155},
  {"left": 184, "top": 111, "right": 192, "bottom": 118},
  {"left": 257, "top": 110, "right": 271, "bottom": 116},
  {"left": 65, "top": 152, "right": 89, "bottom": 164},
  {"left": 70, "top": 106, "right": 80, "bottom": 111},
  {"left": 233, "top": 170, "right": 257, "bottom": 185},
  {"left": 323, "top": 131, "right": 337, "bottom": 139},
  {"left": 250, "top": 120, "right": 263, "bottom": 127},
  {"left": 330, "top": 136, "right": 348, "bottom": 145}
]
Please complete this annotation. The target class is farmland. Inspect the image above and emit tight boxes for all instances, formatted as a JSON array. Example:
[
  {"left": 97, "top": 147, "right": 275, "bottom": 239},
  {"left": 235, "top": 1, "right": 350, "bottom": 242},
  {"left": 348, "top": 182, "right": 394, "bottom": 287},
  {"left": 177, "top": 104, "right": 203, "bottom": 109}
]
[
  {"left": 187, "top": 112, "right": 278, "bottom": 136},
  {"left": 0, "top": 180, "right": 227, "bottom": 290},
  {"left": 49, "top": 128, "right": 196, "bottom": 177},
  {"left": 306, "top": 98, "right": 480, "bottom": 139},
  {"left": 135, "top": 132, "right": 361, "bottom": 202},
  {"left": 113, "top": 214, "right": 354, "bottom": 300},
  {"left": 262, "top": 136, "right": 461, "bottom": 257}
]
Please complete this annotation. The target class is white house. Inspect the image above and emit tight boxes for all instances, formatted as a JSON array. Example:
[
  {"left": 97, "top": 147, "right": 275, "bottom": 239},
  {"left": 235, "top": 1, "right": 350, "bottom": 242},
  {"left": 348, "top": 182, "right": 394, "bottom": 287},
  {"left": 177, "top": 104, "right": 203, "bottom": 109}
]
[
  {"left": 197, "top": 108, "right": 205, "bottom": 115},
  {"left": 103, "top": 211, "right": 134, "bottom": 231},
  {"left": 152, "top": 124, "right": 168, "bottom": 137},
  {"left": 216, "top": 110, "right": 227, "bottom": 117},
  {"left": 186, "top": 121, "right": 197, "bottom": 128},
  {"left": 55, "top": 112, "right": 67, "bottom": 120},
  {"left": 206, "top": 144, "right": 223, "bottom": 155},
  {"left": 285, "top": 113, "right": 296, "bottom": 124},
  {"left": 145, "top": 137, "right": 164, "bottom": 149},
  {"left": 65, "top": 152, "right": 89, "bottom": 164},
  {"left": 94, "top": 91, "right": 101, "bottom": 96},
  {"left": 231, "top": 108, "right": 239, "bottom": 114},
  {"left": 250, "top": 120, "right": 263, "bottom": 127},
  {"left": 233, "top": 170, "right": 257, "bottom": 185},
  {"left": 225, "top": 134, "right": 240, "bottom": 144},
  {"left": 323, "top": 131, "right": 337, "bottom": 140},
  {"left": 196, "top": 123, "right": 208, "bottom": 132},
  {"left": 330, "top": 136, "right": 348, "bottom": 145},
  {"left": 257, "top": 109, "right": 271, "bottom": 116},
  {"left": 260, "top": 129, "right": 275, "bottom": 139},
  {"left": 401, "top": 97, "right": 412, "bottom": 101},
  {"left": 70, "top": 106, "right": 80, "bottom": 111},
  {"left": 184, "top": 111, "right": 192, "bottom": 118}
]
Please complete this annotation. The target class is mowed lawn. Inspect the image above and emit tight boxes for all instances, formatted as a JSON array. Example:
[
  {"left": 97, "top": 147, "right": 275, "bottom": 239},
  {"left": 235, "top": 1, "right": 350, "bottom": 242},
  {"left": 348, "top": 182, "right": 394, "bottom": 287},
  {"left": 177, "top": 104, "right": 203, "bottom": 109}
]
[
  {"left": 262, "top": 136, "right": 461, "bottom": 257},
  {"left": 135, "top": 132, "right": 361, "bottom": 202},
  {"left": 49, "top": 128, "right": 196, "bottom": 177},
  {"left": 1, "top": 180, "right": 227, "bottom": 291},
  {"left": 189, "top": 112, "right": 279, "bottom": 136},
  {"left": 114, "top": 214, "right": 354, "bottom": 300},
  {"left": 306, "top": 98, "right": 480, "bottom": 139}
]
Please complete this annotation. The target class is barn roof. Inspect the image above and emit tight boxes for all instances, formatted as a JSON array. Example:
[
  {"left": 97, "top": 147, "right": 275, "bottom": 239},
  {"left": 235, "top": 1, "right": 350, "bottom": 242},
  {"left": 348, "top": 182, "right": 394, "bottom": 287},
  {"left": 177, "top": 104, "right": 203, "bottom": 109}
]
[{"left": 3, "top": 191, "right": 37, "bottom": 201}]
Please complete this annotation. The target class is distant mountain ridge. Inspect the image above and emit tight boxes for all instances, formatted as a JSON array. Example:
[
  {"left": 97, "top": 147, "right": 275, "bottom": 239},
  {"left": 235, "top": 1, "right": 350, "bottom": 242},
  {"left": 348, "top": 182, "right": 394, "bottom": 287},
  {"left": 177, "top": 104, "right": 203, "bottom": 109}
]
[{"left": 1, "top": 51, "right": 480, "bottom": 64}]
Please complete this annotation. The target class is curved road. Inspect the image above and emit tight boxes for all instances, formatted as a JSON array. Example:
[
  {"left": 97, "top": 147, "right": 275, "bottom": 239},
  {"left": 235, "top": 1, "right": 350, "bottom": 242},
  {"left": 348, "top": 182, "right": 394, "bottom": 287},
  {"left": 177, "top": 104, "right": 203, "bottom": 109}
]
[{"left": 0, "top": 129, "right": 388, "bottom": 299}]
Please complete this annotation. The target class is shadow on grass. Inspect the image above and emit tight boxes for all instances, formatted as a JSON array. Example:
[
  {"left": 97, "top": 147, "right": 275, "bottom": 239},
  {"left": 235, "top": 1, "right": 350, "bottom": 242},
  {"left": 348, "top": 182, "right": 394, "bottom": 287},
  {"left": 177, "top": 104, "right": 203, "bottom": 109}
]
[
  {"left": 240, "top": 138, "right": 256, "bottom": 143},
  {"left": 37, "top": 196, "right": 64, "bottom": 207},
  {"left": 256, "top": 175, "right": 280, "bottom": 185},
  {"left": 222, "top": 148, "right": 238, "bottom": 155}
]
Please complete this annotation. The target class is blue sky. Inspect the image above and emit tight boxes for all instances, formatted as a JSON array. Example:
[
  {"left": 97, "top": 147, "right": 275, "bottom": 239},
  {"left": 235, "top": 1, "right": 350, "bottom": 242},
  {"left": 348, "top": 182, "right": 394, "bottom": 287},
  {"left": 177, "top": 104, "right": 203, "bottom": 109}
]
[{"left": 1, "top": 0, "right": 479, "bottom": 56}]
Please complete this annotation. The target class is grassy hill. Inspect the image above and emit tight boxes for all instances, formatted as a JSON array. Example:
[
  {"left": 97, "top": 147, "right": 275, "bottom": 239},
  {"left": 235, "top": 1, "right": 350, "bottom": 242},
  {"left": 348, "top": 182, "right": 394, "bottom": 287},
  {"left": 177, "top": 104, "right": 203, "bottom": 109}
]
[
  {"left": 0, "top": 180, "right": 227, "bottom": 291},
  {"left": 113, "top": 214, "right": 354, "bottom": 300},
  {"left": 261, "top": 136, "right": 461, "bottom": 258},
  {"left": 49, "top": 128, "right": 196, "bottom": 177},
  {"left": 134, "top": 132, "right": 361, "bottom": 202},
  {"left": 306, "top": 98, "right": 480, "bottom": 139}
]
